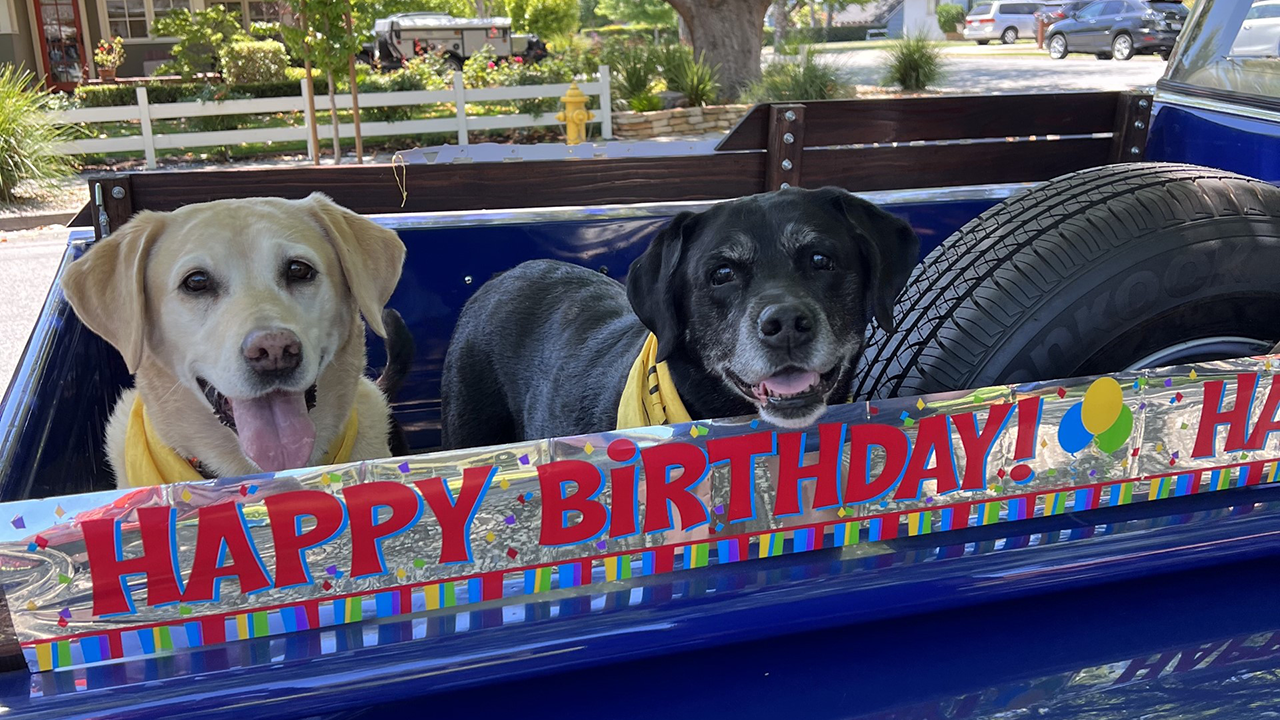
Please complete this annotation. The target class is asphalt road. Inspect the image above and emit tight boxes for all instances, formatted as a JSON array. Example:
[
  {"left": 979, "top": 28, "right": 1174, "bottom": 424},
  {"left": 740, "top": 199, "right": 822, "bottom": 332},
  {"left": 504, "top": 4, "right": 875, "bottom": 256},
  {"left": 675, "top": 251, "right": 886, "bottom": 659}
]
[
  {"left": 824, "top": 44, "right": 1168, "bottom": 94},
  {"left": 0, "top": 50, "right": 1168, "bottom": 396}
]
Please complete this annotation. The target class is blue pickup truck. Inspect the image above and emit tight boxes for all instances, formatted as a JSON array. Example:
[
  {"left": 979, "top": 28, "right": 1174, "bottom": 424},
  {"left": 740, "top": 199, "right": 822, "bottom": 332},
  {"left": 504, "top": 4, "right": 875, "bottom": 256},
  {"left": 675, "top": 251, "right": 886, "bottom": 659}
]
[{"left": 1, "top": 1, "right": 1279, "bottom": 718}]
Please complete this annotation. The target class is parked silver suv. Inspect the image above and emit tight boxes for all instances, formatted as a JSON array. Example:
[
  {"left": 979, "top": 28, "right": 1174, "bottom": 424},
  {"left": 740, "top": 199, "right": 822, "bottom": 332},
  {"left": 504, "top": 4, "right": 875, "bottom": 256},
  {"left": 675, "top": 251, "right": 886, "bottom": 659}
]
[{"left": 964, "top": 1, "right": 1044, "bottom": 44}]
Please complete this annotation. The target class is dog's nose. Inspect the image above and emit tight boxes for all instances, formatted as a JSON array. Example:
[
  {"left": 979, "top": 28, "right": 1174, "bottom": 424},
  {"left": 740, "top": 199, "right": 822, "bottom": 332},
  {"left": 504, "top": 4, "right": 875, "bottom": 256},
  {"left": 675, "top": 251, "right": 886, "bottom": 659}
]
[
  {"left": 242, "top": 328, "right": 302, "bottom": 373},
  {"left": 758, "top": 303, "right": 814, "bottom": 348}
]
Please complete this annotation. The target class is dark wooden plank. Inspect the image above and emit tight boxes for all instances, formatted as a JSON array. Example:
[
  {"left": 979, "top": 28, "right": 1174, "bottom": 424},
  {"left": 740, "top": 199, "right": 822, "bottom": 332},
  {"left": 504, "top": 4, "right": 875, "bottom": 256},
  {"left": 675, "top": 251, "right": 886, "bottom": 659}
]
[
  {"left": 1109, "top": 91, "right": 1154, "bottom": 162},
  {"left": 126, "top": 153, "right": 767, "bottom": 215},
  {"left": 800, "top": 137, "right": 1114, "bottom": 192},
  {"left": 766, "top": 104, "right": 805, "bottom": 191},
  {"left": 69, "top": 202, "right": 93, "bottom": 227},
  {"left": 87, "top": 174, "right": 133, "bottom": 240},
  {"left": 717, "top": 92, "right": 1123, "bottom": 152}
]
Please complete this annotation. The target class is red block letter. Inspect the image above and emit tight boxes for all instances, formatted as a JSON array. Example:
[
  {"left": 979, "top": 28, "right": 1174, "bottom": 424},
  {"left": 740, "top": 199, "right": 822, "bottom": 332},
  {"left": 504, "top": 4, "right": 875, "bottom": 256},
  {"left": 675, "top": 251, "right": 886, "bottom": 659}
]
[
  {"left": 774, "top": 424, "right": 845, "bottom": 516},
  {"left": 83, "top": 506, "right": 184, "bottom": 617},
  {"left": 706, "top": 431, "right": 775, "bottom": 523},
  {"left": 895, "top": 415, "right": 960, "bottom": 500},
  {"left": 414, "top": 465, "right": 494, "bottom": 564},
  {"left": 1193, "top": 374, "right": 1259, "bottom": 458},
  {"left": 1246, "top": 377, "right": 1280, "bottom": 451},
  {"left": 641, "top": 442, "right": 709, "bottom": 533},
  {"left": 344, "top": 482, "right": 423, "bottom": 578},
  {"left": 844, "top": 424, "right": 910, "bottom": 504},
  {"left": 608, "top": 440, "right": 640, "bottom": 538},
  {"left": 265, "top": 490, "right": 347, "bottom": 590},
  {"left": 952, "top": 404, "right": 1014, "bottom": 491},
  {"left": 184, "top": 502, "right": 272, "bottom": 603},
  {"left": 538, "top": 459, "right": 608, "bottom": 546}
]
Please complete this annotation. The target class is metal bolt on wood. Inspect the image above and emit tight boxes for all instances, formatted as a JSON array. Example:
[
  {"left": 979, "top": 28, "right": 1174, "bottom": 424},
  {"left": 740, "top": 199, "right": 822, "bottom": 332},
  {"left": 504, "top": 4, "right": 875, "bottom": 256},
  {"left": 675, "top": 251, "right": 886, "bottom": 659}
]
[
  {"left": 781, "top": 159, "right": 793, "bottom": 171},
  {"left": 783, "top": 133, "right": 795, "bottom": 144}
]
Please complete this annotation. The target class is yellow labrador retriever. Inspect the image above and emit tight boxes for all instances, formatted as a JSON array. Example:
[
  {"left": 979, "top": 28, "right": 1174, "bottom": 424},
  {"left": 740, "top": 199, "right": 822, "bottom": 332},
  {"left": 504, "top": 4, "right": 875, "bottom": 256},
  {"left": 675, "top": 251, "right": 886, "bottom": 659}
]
[{"left": 61, "top": 193, "right": 407, "bottom": 487}]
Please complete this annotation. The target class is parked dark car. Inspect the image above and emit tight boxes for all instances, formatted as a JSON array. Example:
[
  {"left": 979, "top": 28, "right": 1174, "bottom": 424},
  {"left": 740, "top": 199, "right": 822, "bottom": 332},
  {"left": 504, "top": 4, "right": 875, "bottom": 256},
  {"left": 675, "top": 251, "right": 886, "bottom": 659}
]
[
  {"left": 1046, "top": 0, "right": 1189, "bottom": 60},
  {"left": 1035, "top": 0, "right": 1091, "bottom": 24}
]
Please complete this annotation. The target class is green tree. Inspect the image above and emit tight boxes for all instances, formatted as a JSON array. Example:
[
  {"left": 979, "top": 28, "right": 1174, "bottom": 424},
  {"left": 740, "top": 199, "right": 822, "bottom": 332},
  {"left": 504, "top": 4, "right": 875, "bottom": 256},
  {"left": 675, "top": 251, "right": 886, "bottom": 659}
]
[
  {"left": 595, "top": 0, "right": 676, "bottom": 25},
  {"left": 282, "top": 0, "right": 366, "bottom": 162},
  {"left": 507, "top": 0, "right": 578, "bottom": 37},
  {"left": 150, "top": 5, "right": 247, "bottom": 79}
]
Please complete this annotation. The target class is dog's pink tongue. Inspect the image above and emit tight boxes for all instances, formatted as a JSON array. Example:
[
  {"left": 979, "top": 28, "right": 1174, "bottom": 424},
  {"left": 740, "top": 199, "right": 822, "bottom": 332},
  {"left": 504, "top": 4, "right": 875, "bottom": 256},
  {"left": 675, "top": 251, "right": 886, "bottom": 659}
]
[
  {"left": 760, "top": 370, "right": 820, "bottom": 396},
  {"left": 230, "top": 391, "right": 315, "bottom": 473}
]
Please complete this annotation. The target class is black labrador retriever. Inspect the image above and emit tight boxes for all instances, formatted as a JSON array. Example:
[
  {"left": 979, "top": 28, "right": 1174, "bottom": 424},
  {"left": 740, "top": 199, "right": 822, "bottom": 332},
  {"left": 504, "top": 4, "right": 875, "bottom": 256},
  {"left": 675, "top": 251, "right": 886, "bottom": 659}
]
[{"left": 441, "top": 187, "right": 920, "bottom": 450}]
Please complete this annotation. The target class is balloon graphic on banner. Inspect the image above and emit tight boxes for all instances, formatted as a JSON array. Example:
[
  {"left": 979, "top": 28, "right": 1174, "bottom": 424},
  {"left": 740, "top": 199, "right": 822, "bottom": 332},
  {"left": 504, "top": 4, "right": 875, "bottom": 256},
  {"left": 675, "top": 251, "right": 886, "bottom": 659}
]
[{"left": 1058, "top": 378, "right": 1133, "bottom": 455}]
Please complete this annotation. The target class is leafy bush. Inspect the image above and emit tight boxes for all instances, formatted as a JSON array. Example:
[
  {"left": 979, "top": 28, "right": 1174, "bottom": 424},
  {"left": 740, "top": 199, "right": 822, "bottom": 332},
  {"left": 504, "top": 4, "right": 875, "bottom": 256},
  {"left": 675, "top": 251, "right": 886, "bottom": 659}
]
[
  {"left": 462, "top": 44, "right": 504, "bottom": 88},
  {"left": 743, "top": 54, "right": 851, "bottom": 103},
  {"left": 662, "top": 47, "right": 721, "bottom": 107},
  {"left": 219, "top": 40, "right": 290, "bottom": 85},
  {"left": 505, "top": 57, "right": 576, "bottom": 116},
  {"left": 628, "top": 93, "right": 663, "bottom": 112},
  {"left": 151, "top": 6, "right": 248, "bottom": 79},
  {"left": 594, "top": 0, "right": 676, "bottom": 25},
  {"left": 74, "top": 78, "right": 315, "bottom": 107},
  {"left": 0, "top": 67, "right": 76, "bottom": 203},
  {"left": 605, "top": 43, "right": 656, "bottom": 100},
  {"left": 359, "top": 59, "right": 450, "bottom": 121},
  {"left": 588, "top": 23, "right": 678, "bottom": 44},
  {"left": 936, "top": 3, "right": 966, "bottom": 33},
  {"left": 544, "top": 32, "right": 601, "bottom": 77},
  {"left": 190, "top": 84, "right": 251, "bottom": 132},
  {"left": 507, "top": 0, "right": 579, "bottom": 38},
  {"left": 884, "top": 33, "right": 943, "bottom": 92}
]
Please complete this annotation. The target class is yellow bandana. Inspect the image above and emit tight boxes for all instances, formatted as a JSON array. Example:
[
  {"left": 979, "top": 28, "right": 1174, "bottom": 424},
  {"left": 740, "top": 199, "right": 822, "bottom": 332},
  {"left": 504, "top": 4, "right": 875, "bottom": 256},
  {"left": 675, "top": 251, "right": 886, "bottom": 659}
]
[
  {"left": 616, "top": 333, "right": 693, "bottom": 430},
  {"left": 123, "top": 394, "right": 359, "bottom": 487}
]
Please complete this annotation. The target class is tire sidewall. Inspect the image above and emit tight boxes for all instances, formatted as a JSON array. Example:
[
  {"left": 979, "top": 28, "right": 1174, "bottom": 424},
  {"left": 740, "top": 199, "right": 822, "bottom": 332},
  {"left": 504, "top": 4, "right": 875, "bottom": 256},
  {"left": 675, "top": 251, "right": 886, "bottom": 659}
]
[
  {"left": 1049, "top": 35, "right": 1067, "bottom": 58},
  {"left": 1113, "top": 33, "right": 1133, "bottom": 60},
  {"left": 967, "top": 218, "right": 1280, "bottom": 387}
]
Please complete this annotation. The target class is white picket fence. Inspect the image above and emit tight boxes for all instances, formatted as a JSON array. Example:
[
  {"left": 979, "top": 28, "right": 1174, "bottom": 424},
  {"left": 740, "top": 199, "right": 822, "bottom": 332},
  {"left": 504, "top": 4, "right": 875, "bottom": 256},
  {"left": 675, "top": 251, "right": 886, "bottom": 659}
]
[{"left": 54, "top": 66, "right": 613, "bottom": 169}]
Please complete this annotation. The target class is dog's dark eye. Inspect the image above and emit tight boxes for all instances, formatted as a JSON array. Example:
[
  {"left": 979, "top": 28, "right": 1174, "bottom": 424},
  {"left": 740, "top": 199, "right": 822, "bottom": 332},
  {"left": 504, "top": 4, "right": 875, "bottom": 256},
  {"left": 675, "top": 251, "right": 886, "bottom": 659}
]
[
  {"left": 709, "top": 265, "right": 736, "bottom": 286},
  {"left": 811, "top": 253, "right": 835, "bottom": 271},
  {"left": 286, "top": 260, "right": 317, "bottom": 283},
  {"left": 181, "top": 271, "right": 211, "bottom": 294}
]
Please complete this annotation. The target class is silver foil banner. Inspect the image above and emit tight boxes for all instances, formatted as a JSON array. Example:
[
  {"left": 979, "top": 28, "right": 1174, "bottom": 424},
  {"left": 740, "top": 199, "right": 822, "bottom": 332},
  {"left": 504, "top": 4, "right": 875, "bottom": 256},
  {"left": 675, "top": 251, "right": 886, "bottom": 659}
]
[{"left": 5, "top": 356, "right": 1280, "bottom": 673}]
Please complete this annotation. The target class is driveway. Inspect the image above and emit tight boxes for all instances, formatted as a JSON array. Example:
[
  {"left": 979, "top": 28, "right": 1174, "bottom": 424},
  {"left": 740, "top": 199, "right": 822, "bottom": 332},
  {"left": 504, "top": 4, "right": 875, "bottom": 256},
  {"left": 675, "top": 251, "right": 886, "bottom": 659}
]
[
  {"left": 821, "top": 44, "right": 1168, "bottom": 94},
  {"left": 0, "top": 229, "right": 66, "bottom": 394}
]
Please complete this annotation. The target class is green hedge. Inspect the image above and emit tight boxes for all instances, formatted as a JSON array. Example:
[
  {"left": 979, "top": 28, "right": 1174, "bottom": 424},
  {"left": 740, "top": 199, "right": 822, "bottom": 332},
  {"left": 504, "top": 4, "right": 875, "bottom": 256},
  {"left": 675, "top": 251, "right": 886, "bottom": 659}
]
[
  {"left": 762, "top": 25, "right": 878, "bottom": 46},
  {"left": 73, "top": 77, "right": 330, "bottom": 107},
  {"left": 586, "top": 23, "right": 677, "bottom": 43}
]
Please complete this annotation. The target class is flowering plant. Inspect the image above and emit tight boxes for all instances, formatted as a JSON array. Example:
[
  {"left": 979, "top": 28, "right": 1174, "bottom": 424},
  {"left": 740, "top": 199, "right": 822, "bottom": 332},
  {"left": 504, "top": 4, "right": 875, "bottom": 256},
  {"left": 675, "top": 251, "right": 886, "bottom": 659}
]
[{"left": 93, "top": 36, "right": 126, "bottom": 69}]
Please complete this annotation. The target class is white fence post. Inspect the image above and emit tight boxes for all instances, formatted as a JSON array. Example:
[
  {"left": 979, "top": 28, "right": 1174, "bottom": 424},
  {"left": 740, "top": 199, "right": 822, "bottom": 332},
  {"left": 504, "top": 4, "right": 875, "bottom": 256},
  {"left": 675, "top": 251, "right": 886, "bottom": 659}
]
[
  {"left": 452, "top": 71, "right": 468, "bottom": 146},
  {"left": 598, "top": 64, "right": 613, "bottom": 140},
  {"left": 300, "top": 78, "right": 316, "bottom": 162},
  {"left": 135, "top": 86, "right": 156, "bottom": 169}
]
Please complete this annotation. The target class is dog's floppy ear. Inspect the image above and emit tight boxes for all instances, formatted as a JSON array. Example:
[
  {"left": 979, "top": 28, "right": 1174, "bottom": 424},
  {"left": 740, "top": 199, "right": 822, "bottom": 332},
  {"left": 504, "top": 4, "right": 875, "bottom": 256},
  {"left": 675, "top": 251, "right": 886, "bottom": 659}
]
[
  {"left": 304, "top": 192, "right": 407, "bottom": 337},
  {"left": 825, "top": 188, "right": 920, "bottom": 332},
  {"left": 627, "top": 211, "right": 699, "bottom": 363},
  {"left": 60, "top": 211, "right": 166, "bottom": 374}
]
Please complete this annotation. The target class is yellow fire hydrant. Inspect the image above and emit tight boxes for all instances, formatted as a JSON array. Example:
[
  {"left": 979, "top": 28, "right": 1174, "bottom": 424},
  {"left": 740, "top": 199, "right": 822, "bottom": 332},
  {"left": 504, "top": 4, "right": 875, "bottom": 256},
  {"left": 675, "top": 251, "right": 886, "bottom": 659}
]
[{"left": 556, "top": 82, "right": 594, "bottom": 146}]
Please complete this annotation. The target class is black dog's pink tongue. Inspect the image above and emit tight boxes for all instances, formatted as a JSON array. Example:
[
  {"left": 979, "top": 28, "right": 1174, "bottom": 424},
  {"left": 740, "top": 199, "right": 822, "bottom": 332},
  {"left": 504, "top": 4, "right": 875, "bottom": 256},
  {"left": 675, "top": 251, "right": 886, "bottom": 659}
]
[
  {"left": 759, "top": 370, "right": 820, "bottom": 397},
  {"left": 229, "top": 391, "right": 316, "bottom": 472}
]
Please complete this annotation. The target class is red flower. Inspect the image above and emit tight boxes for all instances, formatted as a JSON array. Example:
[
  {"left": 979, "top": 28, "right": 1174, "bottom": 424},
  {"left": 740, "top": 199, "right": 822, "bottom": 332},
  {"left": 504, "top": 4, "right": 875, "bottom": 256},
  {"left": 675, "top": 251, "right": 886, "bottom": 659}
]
[
  {"left": 487, "top": 61, "right": 495, "bottom": 68},
  {"left": 513, "top": 55, "right": 524, "bottom": 64}
]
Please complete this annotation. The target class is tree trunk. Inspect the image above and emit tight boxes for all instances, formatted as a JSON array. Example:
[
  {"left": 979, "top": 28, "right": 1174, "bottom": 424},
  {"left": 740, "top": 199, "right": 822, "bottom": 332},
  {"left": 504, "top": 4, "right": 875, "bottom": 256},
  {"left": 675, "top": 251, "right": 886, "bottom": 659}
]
[
  {"left": 345, "top": 9, "right": 363, "bottom": 164},
  {"left": 807, "top": 0, "right": 817, "bottom": 28},
  {"left": 824, "top": 2, "right": 833, "bottom": 41},
  {"left": 474, "top": 0, "right": 487, "bottom": 17},
  {"left": 678, "top": 15, "right": 691, "bottom": 45},
  {"left": 669, "top": 0, "right": 771, "bottom": 99},
  {"left": 772, "top": 0, "right": 789, "bottom": 46},
  {"left": 326, "top": 69, "right": 341, "bottom": 163},
  {"left": 303, "top": 60, "right": 320, "bottom": 165}
]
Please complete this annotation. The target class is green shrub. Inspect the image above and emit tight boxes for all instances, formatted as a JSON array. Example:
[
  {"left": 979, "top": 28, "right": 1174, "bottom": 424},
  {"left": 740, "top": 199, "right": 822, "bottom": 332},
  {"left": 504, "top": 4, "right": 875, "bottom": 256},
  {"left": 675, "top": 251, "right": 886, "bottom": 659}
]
[
  {"left": 884, "top": 33, "right": 943, "bottom": 92},
  {"left": 0, "top": 67, "right": 76, "bottom": 203},
  {"left": 462, "top": 44, "right": 504, "bottom": 88},
  {"left": 190, "top": 83, "right": 251, "bottom": 132},
  {"left": 219, "top": 40, "right": 290, "bottom": 85},
  {"left": 151, "top": 6, "right": 248, "bottom": 79},
  {"left": 508, "top": 0, "right": 579, "bottom": 38},
  {"left": 628, "top": 93, "right": 663, "bottom": 112},
  {"left": 936, "top": 3, "right": 966, "bottom": 33},
  {"left": 545, "top": 33, "right": 601, "bottom": 77},
  {"left": 662, "top": 48, "right": 720, "bottom": 107},
  {"left": 506, "top": 56, "right": 577, "bottom": 116},
  {"left": 605, "top": 43, "right": 656, "bottom": 100},
  {"left": 743, "top": 54, "right": 851, "bottom": 103},
  {"left": 74, "top": 78, "right": 314, "bottom": 107},
  {"left": 589, "top": 23, "right": 678, "bottom": 44}
]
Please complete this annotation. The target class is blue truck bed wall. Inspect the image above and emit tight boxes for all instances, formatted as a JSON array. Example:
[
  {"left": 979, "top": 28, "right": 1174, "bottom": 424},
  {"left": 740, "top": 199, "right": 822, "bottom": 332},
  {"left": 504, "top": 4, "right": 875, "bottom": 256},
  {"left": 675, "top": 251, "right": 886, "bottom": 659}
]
[{"left": 0, "top": 190, "right": 1007, "bottom": 501}]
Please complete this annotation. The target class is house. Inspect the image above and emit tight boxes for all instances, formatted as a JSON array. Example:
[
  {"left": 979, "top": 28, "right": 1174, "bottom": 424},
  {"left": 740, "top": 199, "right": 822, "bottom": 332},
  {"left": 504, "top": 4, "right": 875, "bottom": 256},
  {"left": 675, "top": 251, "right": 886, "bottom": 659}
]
[
  {"left": 875, "top": 0, "right": 972, "bottom": 39},
  {"left": 0, "top": 0, "right": 279, "bottom": 90}
]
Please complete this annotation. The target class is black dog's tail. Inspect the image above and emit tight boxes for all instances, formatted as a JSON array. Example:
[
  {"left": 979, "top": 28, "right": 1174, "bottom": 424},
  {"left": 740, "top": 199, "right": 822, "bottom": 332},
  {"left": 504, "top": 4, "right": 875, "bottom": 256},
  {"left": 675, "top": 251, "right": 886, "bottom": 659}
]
[
  {"left": 376, "top": 308, "right": 415, "bottom": 402},
  {"left": 376, "top": 308, "right": 415, "bottom": 458}
]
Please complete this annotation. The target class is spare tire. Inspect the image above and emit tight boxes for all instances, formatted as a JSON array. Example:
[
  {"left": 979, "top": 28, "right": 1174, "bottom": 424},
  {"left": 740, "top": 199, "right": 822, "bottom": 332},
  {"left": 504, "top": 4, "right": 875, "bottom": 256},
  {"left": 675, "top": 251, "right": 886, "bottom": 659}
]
[{"left": 854, "top": 163, "right": 1280, "bottom": 400}]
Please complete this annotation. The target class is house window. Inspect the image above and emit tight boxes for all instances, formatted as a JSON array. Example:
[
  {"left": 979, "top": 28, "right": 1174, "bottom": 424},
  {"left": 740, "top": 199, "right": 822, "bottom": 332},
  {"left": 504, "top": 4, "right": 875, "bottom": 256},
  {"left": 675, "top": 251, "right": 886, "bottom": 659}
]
[
  {"left": 239, "top": 0, "right": 280, "bottom": 27},
  {"left": 0, "top": 0, "right": 16, "bottom": 33},
  {"left": 104, "top": 0, "right": 189, "bottom": 38}
]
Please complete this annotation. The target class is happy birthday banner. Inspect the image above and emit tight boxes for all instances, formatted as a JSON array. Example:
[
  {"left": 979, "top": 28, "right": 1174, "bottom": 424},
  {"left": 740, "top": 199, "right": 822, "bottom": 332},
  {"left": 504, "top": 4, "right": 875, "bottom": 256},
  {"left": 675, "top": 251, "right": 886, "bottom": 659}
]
[{"left": 6, "top": 356, "right": 1280, "bottom": 674}]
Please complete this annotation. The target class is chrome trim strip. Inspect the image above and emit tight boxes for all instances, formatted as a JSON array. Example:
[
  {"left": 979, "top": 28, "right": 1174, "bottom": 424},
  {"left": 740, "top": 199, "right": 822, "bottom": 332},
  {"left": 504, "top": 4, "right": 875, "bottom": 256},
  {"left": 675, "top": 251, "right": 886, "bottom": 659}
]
[
  {"left": 367, "top": 183, "right": 1038, "bottom": 230},
  {"left": 1154, "top": 89, "right": 1280, "bottom": 126}
]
